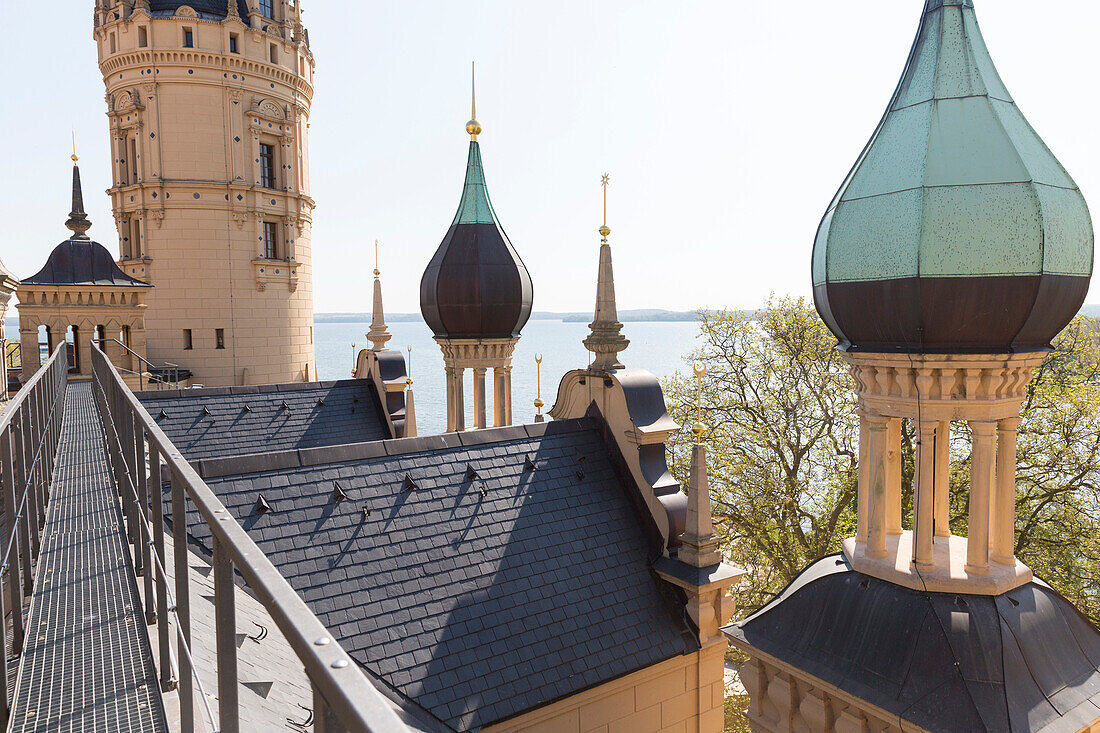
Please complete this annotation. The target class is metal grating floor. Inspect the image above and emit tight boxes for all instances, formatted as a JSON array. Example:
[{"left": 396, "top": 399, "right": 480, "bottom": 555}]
[{"left": 10, "top": 382, "right": 168, "bottom": 732}]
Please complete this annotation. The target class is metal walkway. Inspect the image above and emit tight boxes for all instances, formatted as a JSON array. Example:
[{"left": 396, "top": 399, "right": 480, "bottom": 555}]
[{"left": 9, "top": 382, "right": 167, "bottom": 732}]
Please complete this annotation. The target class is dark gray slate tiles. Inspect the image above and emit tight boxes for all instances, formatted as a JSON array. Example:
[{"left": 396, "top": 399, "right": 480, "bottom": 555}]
[
  {"left": 167, "top": 419, "right": 692, "bottom": 731},
  {"left": 139, "top": 380, "right": 390, "bottom": 461}
]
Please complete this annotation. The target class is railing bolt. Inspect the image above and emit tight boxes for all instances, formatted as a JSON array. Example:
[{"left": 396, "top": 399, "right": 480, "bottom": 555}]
[
  {"left": 314, "top": 637, "right": 331, "bottom": 646},
  {"left": 331, "top": 659, "right": 349, "bottom": 669}
]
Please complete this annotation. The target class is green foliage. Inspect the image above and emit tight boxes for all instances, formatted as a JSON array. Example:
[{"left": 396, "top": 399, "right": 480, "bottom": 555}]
[{"left": 666, "top": 300, "right": 1100, "bottom": 624}]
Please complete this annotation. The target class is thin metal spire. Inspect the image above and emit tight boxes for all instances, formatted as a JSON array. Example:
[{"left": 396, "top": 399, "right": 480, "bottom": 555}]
[
  {"left": 466, "top": 62, "right": 482, "bottom": 141},
  {"left": 66, "top": 138, "right": 92, "bottom": 240},
  {"left": 368, "top": 240, "right": 391, "bottom": 351},
  {"left": 584, "top": 174, "right": 628, "bottom": 371}
]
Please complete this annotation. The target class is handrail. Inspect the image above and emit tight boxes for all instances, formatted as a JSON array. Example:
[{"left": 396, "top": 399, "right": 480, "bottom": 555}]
[
  {"left": 93, "top": 337, "right": 182, "bottom": 390},
  {"left": 0, "top": 345, "right": 68, "bottom": 729},
  {"left": 91, "top": 342, "right": 409, "bottom": 733}
]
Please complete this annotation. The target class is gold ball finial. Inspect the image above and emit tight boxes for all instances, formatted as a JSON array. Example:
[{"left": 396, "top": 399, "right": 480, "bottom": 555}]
[
  {"left": 599, "top": 224, "right": 611, "bottom": 238},
  {"left": 71, "top": 154, "right": 79, "bottom": 163},
  {"left": 692, "top": 422, "right": 705, "bottom": 438},
  {"left": 466, "top": 119, "right": 482, "bottom": 138}
]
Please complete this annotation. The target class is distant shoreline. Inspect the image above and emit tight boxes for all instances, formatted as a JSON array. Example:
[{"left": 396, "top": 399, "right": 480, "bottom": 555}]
[{"left": 312, "top": 309, "right": 703, "bottom": 324}]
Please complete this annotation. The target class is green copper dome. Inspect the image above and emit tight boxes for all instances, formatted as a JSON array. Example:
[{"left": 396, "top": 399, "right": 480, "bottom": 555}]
[{"left": 813, "top": 0, "right": 1094, "bottom": 353}]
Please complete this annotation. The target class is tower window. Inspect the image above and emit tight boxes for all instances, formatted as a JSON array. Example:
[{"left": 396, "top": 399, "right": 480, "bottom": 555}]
[
  {"left": 138, "top": 26, "right": 148, "bottom": 48},
  {"left": 262, "top": 221, "right": 279, "bottom": 259},
  {"left": 183, "top": 28, "right": 194, "bottom": 48},
  {"left": 129, "top": 138, "right": 138, "bottom": 180},
  {"left": 259, "top": 0, "right": 274, "bottom": 19},
  {"left": 130, "top": 217, "right": 141, "bottom": 259},
  {"left": 229, "top": 33, "right": 239, "bottom": 53},
  {"left": 183, "top": 329, "right": 193, "bottom": 350},
  {"left": 109, "top": 33, "right": 117, "bottom": 54},
  {"left": 259, "top": 143, "right": 276, "bottom": 188},
  {"left": 269, "top": 43, "right": 278, "bottom": 64},
  {"left": 215, "top": 329, "right": 226, "bottom": 350}
]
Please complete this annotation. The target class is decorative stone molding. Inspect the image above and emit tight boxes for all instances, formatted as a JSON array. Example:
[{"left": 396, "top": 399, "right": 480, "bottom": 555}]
[
  {"left": 353, "top": 348, "right": 411, "bottom": 439},
  {"left": 845, "top": 352, "right": 1045, "bottom": 423},
  {"left": 550, "top": 368, "right": 686, "bottom": 550},
  {"left": 844, "top": 352, "right": 1044, "bottom": 596},
  {"left": 727, "top": 652, "right": 903, "bottom": 733},
  {"left": 251, "top": 259, "right": 298, "bottom": 292}
]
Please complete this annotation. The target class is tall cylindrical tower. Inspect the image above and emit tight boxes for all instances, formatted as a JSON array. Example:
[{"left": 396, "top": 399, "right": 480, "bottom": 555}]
[{"left": 93, "top": 0, "right": 316, "bottom": 386}]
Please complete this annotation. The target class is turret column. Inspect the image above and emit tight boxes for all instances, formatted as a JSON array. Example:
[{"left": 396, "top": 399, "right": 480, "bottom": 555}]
[
  {"left": 934, "top": 420, "right": 951, "bottom": 536},
  {"left": 993, "top": 417, "right": 1020, "bottom": 564},
  {"left": 966, "top": 421, "right": 996, "bottom": 574},
  {"left": 912, "top": 420, "right": 937, "bottom": 570},
  {"left": 473, "top": 368, "right": 487, "bottom": 429}
]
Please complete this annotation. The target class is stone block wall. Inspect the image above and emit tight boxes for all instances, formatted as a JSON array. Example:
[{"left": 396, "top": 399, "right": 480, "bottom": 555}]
[{"left": 484, "top": 642, "right": 727, "bottom": 733}]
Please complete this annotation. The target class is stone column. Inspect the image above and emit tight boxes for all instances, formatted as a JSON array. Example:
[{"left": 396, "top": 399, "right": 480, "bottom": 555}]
[
  {"left": 19, "top": 326, "right": 39, "bottom": 382},
  {"left": 453, "top": 367, "right": 466, "bottom": 432},
  {"left": 866, "top": 413, "right": 889, "bottom": 558},
  {"left": 886, "top": 417, "right": 902, "bottom": 535},
  {"left": 445, "top": 366, "right": 456, "bottom": 433},
  {"left": 912, "top": 420, "right": 937, "bottom": 570},
  {"left": 493, "top": 368, "right": 506, "bottom": 427},
  {"left": 504, "top": 366, "right": 513, "bottom": 426},
  {"left": 993, "top": 417, "right": 1020, "bottom": 565},
  {"left": 473, "top": 367, "right": 487, "bottom": 430},
  {"left": 966, "top": 421, "right": 996, "bottom": 574},
  {"left": 856, "top": 408, "right": 869, "bottom": 543},
  {"left": 934, "top": 420, "right": 951, "bottom": 536}
]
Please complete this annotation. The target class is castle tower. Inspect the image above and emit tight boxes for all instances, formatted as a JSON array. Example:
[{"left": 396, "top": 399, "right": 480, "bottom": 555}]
[
  {"left": 420, "top": 68, "right": 533, "bottom": 432},
  {"left": 727, "top": 3, "right": 1100, "bottom": 730},
  {"left": 92, "top": 0, "right": 317, "bottom": 386}
]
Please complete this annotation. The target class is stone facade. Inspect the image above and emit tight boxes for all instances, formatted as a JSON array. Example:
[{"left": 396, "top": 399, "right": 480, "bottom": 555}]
[
  {"left": 483, "top": 643, "right": 728, "bottom": 733},
  {"left": 93, "top": 0, "right": 316, "bottom": 386}
]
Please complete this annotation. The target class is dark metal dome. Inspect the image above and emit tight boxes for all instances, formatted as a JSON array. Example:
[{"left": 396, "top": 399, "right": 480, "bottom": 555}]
[
  {"left": 148, "top": 1, "right": 250, "bottom": 19},
  {"left": 420, "top": 141, "right": 533, "bottom": 340}
]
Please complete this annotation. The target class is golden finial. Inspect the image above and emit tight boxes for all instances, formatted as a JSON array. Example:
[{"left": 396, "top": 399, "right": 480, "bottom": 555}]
[
  {"left": 692, "top": 363, "right": 707, "bottom": 442},
  {"left": 351, "top": 343, "right": 357, "bottom": 377},
  {"left": 534, "top": 354, "right": 544, "bottom": 415},
  {"left": 406, "top": 346, "right": 413, "bottom": 387},
  {"left": 374, "top": 239, "right": 380, "bottom": 277},
  {"left": 599, "top": 174, "right": 611, "bottom": 240},
  {"left": 71, "top": 131, "right": 79, "bottom": 163},
  {"left": 466, "top": 62, "right": 482, "bottom": 140}
]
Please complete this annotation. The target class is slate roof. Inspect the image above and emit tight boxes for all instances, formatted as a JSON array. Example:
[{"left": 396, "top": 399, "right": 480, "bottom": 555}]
[
  {"left": 169, "top": 418, "right": 694, "bottom": 731},
  {"left": 724, "top": 555, "right": 1100, "bottom": 733},
  {"left": 139, "top": 380, "right": 390, "bottom": 461}
]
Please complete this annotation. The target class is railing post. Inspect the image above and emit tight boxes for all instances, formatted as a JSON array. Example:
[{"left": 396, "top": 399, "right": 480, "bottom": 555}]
[
  {"left": 213, "top": 535, "right": 240, "bottom": 733},
  {"left": 19, "top": 410, "right": 40, "bottom": 558},
  {"left": 120, "top": 388, "right": 138, "bottom": 549},
  {"left": 134, "top": 413, "right": 155, "bottom": 622},
  {"left": 313, "top": 685, "right": 348, "bottom": 733},
  {"left": 1, "top": 426, "right": 24, "bottom": 655},
  {"left": 149, "top": 443, "right": 176, "bottom": 691},
  {"left": 0, "top": 555, "right": 7, "bottom": 729},
  {"left": 12, "top": 419, "right": 34, "bottom": 594},
  {"left": 171, "top": 464, "right": 195, "bottom": 733},
  {"left": 31, "top": 382, "right": 47, "bottom": 525}
]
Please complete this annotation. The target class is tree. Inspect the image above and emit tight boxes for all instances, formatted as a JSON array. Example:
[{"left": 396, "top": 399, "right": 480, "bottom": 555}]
[{"left": 666, "top": 299, "right": 1100, "bottom": 624}]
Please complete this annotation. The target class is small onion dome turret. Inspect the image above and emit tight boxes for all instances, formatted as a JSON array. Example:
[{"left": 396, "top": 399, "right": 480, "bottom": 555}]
[
  {"left": 813, "top": 0, "right": 1094, "bottom": 354},
  {"left": 420, "top": 130, "right": 533, "bottom": 340}
]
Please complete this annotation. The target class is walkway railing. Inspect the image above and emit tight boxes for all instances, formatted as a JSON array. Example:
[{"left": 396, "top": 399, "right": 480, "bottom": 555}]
[
  {"left": 90, "top": 343, "right": 409, "bottom": 733},
  {"left": 0, "top": 346, "right": 67, "bottom": 728},
  {"left": 93, "top": 337, "right": 183, "bottom": 390}
]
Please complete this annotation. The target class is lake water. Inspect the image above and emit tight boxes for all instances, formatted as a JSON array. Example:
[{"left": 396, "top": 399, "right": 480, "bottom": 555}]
[
  {"left": 318, "top": 319, "right": 701, "bottom": 435},
  {"left": 6, "top": 318, "right": 702, "bottom": 436}
]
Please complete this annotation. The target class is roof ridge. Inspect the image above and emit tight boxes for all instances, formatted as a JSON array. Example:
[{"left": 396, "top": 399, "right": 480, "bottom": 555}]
[{"left": 195, "top": 417, "right": 601, "bottom": 479}]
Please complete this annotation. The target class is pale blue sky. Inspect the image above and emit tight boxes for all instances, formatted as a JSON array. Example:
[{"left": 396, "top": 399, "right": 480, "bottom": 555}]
[{"left": 3, "top": 1, "right": 1098, "bottom": 313}]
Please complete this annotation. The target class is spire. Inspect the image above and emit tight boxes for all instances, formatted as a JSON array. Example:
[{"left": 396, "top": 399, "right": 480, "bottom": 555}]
[
  {"left": 227, "top": 0, "right": 240, "bottom": 18},
  {"left": 367, "top": 240, "right": 391, "bottom": 351},
  {"left": 66, "top": 143, "right": 92, "bottom": 240},
  {"left": 583, "top": 174, "right": 628, "bottom": 371},
  {"left": 679, "top": 364, "right": 720, "bottom": 568},
  {"left": 533, "top": 353, "right": 545, "bottom": 423},
  {"left": 466, "top": 62, "right": 481, "bottom": 141},
  {"left": 404, "top": 346, "right": 417, "bottom": 438}
]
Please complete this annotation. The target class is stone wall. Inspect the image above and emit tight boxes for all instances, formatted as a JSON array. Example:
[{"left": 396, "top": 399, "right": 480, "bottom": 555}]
[{"left": 484, "top": 642, "right": 727, "bottom": 733}]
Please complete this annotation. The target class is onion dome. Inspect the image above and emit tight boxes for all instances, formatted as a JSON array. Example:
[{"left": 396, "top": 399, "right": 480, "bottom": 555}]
[
  {"left": 420, "top": 98, "right": 533, "bottom": 340},
  {"left": 813, "top": 0, "right": 1094, "bottom": 353},
  {"left": 25, "top": 163, "right": 150, "bottom": 288}
]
